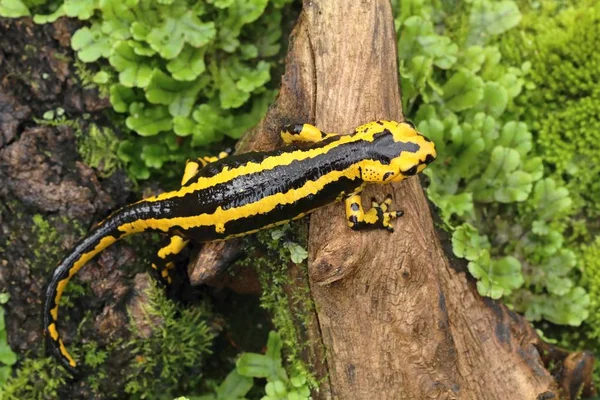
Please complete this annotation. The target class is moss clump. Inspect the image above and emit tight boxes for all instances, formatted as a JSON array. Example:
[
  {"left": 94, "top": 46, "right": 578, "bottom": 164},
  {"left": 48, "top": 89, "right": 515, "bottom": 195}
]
[
  {"left": 124, "top": 279, "right": 216, "bottom": 398},
  {"left": 75, "top": 123, "right": 122, "bottom": 178},
  {"left": 237, "top": 222, "right": 318, "bottom": 389},
  {"left": 578, "top": 237, "right": 600, "bottom": 383},
  {"left": 0, "top": 356, "right": 69, "bottom": 400},
  {"left": 501, "top": 1, "right": 600, "bottom": 218}
]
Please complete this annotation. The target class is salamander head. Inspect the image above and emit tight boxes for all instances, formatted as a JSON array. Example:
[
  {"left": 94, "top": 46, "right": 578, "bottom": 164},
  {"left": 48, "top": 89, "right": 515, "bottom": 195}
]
[{"left": 355, "top": 120, "right": 436, "bottom": 183}]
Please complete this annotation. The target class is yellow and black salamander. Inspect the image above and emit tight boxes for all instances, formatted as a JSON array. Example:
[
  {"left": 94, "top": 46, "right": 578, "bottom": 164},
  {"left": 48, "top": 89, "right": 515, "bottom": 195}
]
[{"left": 44, "top": 120, "right": 436, "bottom": 371}]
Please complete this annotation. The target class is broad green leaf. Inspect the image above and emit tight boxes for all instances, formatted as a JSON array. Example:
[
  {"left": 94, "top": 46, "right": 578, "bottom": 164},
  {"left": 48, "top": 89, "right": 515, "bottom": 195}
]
[
  {"left": 468, "top": 254, "right": 523, "bottom": 299},
  {"left": 400, "top": 56, "right": 434, "bottom": 105},
  {"left": 544, "top": 249, "right": 577, "bottom": 296},
  {"left": 236, "top": 61, "right": 270, "bottom": 93},
  {"left": 417, "top": 117, "right": 444, "bottom": 155},
  {"left": 442, "top": 70, "right": 484, "bottom": 112},
  {"left": 432, "top": 192, "right": 474, "bottom": 220},
  {"left": 141, "top": 144, "right": 168, "bottom": 169},
  {"left": 286, "top": 243, "right": 308, "bottom": 264},
  {"left": 0, "top": 0, "right": 31, "bottom": 17},
  {"left": 190, "top": 103, "right": 225, "bottom": 146},
  {"left": 128, "top": 40, "right": 156, "bottom": 57},
  {"left": 468, "top": 0, "right": 522, "bottom": 45},
  {"left": 33, "top": 5, "right": 65, "bottom": 23},
  {"left": 109, "top": 41, "right": 154, "bottom": 88},
  {"left": 265, "top": 380, "right": 287, "bottom": 397},
  {"left": 0, "top": 293, "right": 9, "bottom": 304},
  {"left": 496, "top": 121, "right": 531, "bottom": 157},
  {"left": 531, "top": 178, "right": 572, "bottom": 221},
  {"left": 522, "top": 157, "right": 543, "bottom": 181},
  {"left": 494, "top": 170, "right": 532, "bottom": 202},
  {"left": 64, "top": 0, "right": 96, "bottom": 20},
  {"left": 452, "top": 223, "right": 490, "bottom": 261},
  {"left": 147, "top": 12, "right": 216, "bottom": 59},
  {"left": 478, "top": 82, "right": 508, "bottom": 118},
  {"left": 100, "top": 0, "right": 135, "bottom": 39},
  {"left": 265, "top": 331, "right": 283, "bottom": 365},
  {"left": 145, "top": 70, "right": 204, "bottom": 117},
  {"left": 109, "top": 84, "right": 138, "bottom": 113},
  {"left": 215, "top": 369, "right": 253, "bottom": 399},
  {"left": 398, "top": 16, "right": 433, "bottom": 61},
  {"left": 521, "top": 288, "right": 589, "bottom": 326},
  {"left": 459, "top": 46, "right": 486, "bottom": 72},
  {"left": 72, "top": 25, "right": 112, "bottom": 62},
  {"left": 208, "top": 0, "right": 234, "bottom": 8},
  {"left": 236, "top": 353, "right": 278, "bottom": 380},
  {"left": 167, "top": 46, "right": 207, "bottom": 81},
  {"left": 219, "top": 69, "right": 250, "bottom": 109},
  {"left": 126, "top": 103, "right": 172, "bottom": 136},
  {"left": 419, "top": 35, "right": 458, "bottom": 69},
  {"left": 173, "top": 116, "right": 195, "bottom": 137}
]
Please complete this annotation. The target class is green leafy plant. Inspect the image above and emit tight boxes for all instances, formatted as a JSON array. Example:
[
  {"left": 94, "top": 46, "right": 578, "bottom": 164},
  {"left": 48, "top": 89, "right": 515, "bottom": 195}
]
[
  {"left": 394, "top": 0, "right": 589, "bottom": 326},
  {"left": 0, "top": 293, "right": 17, "bottom": 392},
  {"left": 192, "top": 331, "right": 311, "bottom": 400},
  {"left": 1, "top": 0, "right": 293, "bottom": 180}
]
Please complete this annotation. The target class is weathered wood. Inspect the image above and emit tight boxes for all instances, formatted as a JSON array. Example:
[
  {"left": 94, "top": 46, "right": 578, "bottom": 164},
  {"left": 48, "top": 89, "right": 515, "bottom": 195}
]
[{"left": 189, "top": 1, "right": 595, "bottom": 398}]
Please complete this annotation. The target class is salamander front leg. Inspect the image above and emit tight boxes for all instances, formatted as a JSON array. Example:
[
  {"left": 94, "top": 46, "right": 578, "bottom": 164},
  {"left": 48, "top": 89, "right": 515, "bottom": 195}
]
[
  {"left": 280, "top": 123, "right": 339, "bottom": 144},
  {"left": 344, "top": 193, "right": 403, "bottom": 232}
]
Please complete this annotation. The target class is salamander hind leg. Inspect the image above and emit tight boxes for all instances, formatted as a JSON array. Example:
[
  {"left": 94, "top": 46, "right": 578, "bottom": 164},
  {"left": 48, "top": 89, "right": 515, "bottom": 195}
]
[
  {"left": 345, "top": 193, "right": 403, "bottom": 232},
  {"left": 280, "top": 123, "right": 339, "bottom": 144},
  {"left": 151, "top": 235, "right": 189, "bottom": 285}
]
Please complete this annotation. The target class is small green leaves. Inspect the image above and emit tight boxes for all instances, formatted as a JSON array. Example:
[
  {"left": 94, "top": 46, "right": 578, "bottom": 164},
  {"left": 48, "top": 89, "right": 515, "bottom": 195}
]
[
  {"left": 126, "top": 102, "right": 172, "bottom": 136},
  {"left": 518, "top": 287, "right": 590, "bottom": 326},
  {"left": 72, "top": 25, "right": 112, "bottom": 62},
  {"left": 146, "top": 12, "right": 216, "bottom": 59},
  {"left": 468, "top": 146, "right": 534, "bottom": 203},
  {"left": 452, "top": 224, "right": 490, "bottom": 261},
  {"left": 145, "top": 70, "right": 205, "bottom": 117},
  {"left": 530, "top": 178, "right": 572, "bottom": 221},
  {"left": 167, "top": 46, "right": 207, "bottom": 81},
  {"left": 109, "top": 41, "right": 154, "bottom": 88},
  {"left": 109, "top": 84, "right": 139, "bottom": 113},
  {"left": 63, "top": 0, "right": 96, "bottom": 20},
  {"left": 0, "top": 0, "right": 30, "bottom": 17},
  {"left": 0, "top": 296, "right": 17, "bottom": 373},
  {"left": 284, "top": 243, "right": 308, "bottom": 264},
  {"left": 468, "top": 253, "right": 524, "bottom": 299},
  {"left": 442, "top": 71, "right": 484, "bottom": 112},
  {"left": 236, "top": 332, "right": 286, "bottom": 382},
  {"left": 467, "top": 0, "right": 522, "bottom": 45}
]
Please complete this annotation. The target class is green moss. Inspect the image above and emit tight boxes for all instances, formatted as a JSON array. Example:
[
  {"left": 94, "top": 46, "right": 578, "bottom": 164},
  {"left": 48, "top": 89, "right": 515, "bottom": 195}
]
[
  {"left": 0, "top": 355, "right": 69, "bottom": 400},
  {"left": 124, "top": 279, "right": 216, "bottom": 399},
  {"left": 75, "top": 123, "right": 122, "bottom": 178},
  {"left": 578, "top": 237, "right": 600, "bottom": 384},
  {"left": 237, "top": 222, "right": 318, "bottom": 389},
  {"left": 501, "top": 0, "right": 600, "bottom": 219}
]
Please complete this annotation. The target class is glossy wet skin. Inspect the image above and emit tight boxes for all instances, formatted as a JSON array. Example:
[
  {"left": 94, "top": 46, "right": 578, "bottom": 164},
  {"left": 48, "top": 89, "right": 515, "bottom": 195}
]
[{"left": 44, "top": 120, "right": 436, "bottom": 372}]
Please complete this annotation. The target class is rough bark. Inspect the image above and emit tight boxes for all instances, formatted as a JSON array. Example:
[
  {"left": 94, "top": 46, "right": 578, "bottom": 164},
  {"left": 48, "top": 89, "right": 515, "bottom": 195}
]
[{"left": 191, "top": 1, "right": 595, "bottom": 399}]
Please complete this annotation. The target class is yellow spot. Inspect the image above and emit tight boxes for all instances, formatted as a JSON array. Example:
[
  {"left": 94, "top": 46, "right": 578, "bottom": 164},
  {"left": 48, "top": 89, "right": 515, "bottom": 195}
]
[
  {"left": 151, "top": 263, "right": 158, "bottom": 270},
  {"left": 59, "top": 339, "right": 76, "bottom": 367},
  {"left": 181, "top": 161, "right": 200, "bottom": 185},
  {"left": 48, "top": 323, "right": 59, "bottom": 340},
  {"left": 215, "top": 223, "right": 225, "bottom": 234},
  {"left": 51, "top": 236, "right": 117, "bottom": 330},
  {"left": 157, "top": 236, "right": 188, "bottom": 259}
]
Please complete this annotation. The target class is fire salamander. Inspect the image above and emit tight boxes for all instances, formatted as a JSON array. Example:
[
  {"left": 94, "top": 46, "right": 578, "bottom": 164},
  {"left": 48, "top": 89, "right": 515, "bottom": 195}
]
[{"left": 44, "top": 120, "right": 436, "bottom": 372}]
